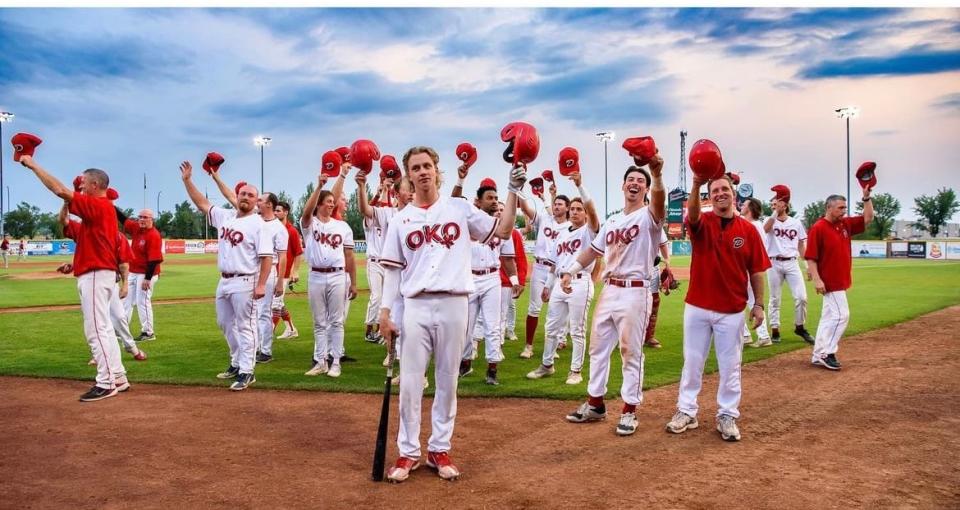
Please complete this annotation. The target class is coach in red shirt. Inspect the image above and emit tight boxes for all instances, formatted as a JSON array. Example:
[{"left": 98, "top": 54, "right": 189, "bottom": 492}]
[
  {"left": 20, "top": 155, "right": 129, "bottom": 402},
  {"left": 120, "top": 209, "right": 164, "bottom": 341},
  {"left": 804, "top": 188, "right": 873, "bottom": 371},
  {"left": 667, "top": 173, "right": 771, "bottom": 442},
  {"left": 273, "top": 201, "right": 303, "bottom": 339}
]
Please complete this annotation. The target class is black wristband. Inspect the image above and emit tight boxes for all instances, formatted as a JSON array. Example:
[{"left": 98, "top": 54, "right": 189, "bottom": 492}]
[{"left": 862, "top": 197, "right": 871, "bottom": 202}]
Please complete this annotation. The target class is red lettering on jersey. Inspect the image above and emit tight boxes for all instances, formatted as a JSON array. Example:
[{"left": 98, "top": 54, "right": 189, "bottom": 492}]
[
  {"left": 605, "top": 225, "right": 641, "bottom": 246},
  {"left": 556, "top": 238, "right": 582, "bottom": 256},
  {"left": 773, "top": 227, "right": 798, "bottom": 240},
  {"left": 543, "top": 227, "right": 560, "bottom": 240},
  {"left": 313, "top": 231, "right": 343, "bottom": 249},
  {"left": 220, "top": 227, "right": 244, "bottom": 247},
  {"left": 405, "top": 222, "right": 461, "bottom": 250}
]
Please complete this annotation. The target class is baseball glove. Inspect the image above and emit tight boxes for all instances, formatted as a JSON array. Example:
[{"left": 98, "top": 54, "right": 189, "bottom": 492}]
[{"left": 660, "top": 268, "right": 680, "bottom": 296}]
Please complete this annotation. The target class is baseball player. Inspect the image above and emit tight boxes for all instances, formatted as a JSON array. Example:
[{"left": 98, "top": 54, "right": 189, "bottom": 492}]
[
  {"left": 17, "top": 238, "right": 26, "bottom": 260},
  {"left": 20, "top": 156, "right": 130, "bottom": 401},
  {"left": 273, "top": 201, "right": 303, "bottom": 339},
  {"left": 378, "top": 146, "right": 523, "bottom": 483},
  {"left": 181, "top": 161, "right": 273, "bottom": 391},
  {"left": 301, "top": 173, "right": 358, "bottom": 378},
  {"left": 805, "top": 188, "right": 874, "bottom": 370},
  {"left": 563, "top": 158, "right": 666, "bottom": 436},
  {"left": 739, "top": 198, "right": 772, "bottom": 346},
  {"left": 643, "top": 227, "right": 670, "bottom": 349},
  {"left": 666, "top": 173, "right": 771, "bottom": 442},
  {"left": 518, "top": 185, "right": 570, "bottom": 359},
  {"left": 498, "top": 201, "right": 527, "bottom": 345},
  {"left": 765, "top": 185, "right": 815, "bottom": 344},
  {"left": 1, "top": 234, "right": 9, "bottom": 268},
  {"left": 528, "top": 172, "right": 599, "bottom": 385},
  {"left": 454, "top": 181, "right": 520, "bottom": 386},
  {"left": 116, "top": 208, "right": 164, "bottom": 342}
]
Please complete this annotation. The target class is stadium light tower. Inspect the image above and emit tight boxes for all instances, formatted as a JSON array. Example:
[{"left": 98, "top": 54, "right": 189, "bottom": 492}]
[
  {"left": 835, "top": 106, "right": 859, "bottom": 216},
  {"left": 254, "top": 136, "right": 272, "bottom": 192},
  {"left": 0, "top": 111, "right": 14, "bottom": 237},
  {"left": 595, "top": 131, "right": 615, "bottom": 218}
]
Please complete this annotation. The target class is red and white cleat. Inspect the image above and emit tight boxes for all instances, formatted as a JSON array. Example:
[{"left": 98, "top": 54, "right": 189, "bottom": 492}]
[
  {"left": 386, "top": 457, "right": 420, "bottom": 483},
  {"left": 426, "top": 451, "right": 461, "bottom": 481}
]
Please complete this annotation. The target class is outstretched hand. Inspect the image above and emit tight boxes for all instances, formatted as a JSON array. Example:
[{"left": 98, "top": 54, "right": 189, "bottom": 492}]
[{"left": 180, "top": 161, "right": 193, "bottom": 181}]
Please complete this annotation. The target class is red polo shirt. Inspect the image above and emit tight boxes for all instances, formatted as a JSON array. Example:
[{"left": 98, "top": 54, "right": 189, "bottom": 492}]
[
  {"left": 500, "top": 229, "right": 528, "bottom": 288},
  {"left": 804, "top": 216, "right": 865, "bottom": 292},
  {"left": 123, "top": 218, "right": 164, "bottom": 275},
  {"left": 67, "top": 192, "right": 121, "bottom": 277},
  {"left": 685, "top": 211, "right": 771, "bottom": 313},
  {"left": 284, "top": 221, "right": 303, "bottom": 278}
]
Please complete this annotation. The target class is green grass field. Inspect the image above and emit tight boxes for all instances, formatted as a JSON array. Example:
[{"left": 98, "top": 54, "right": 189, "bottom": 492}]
[{"left": 1, "top": 255, "right": 958, "bottom": 400}]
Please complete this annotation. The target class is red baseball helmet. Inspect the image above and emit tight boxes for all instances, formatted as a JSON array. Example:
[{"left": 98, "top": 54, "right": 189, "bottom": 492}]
[
  {"left": 72, "top": 175, "right": 83, "bottom": 192},
  {"left": 350, "top": 139, "right": 381, "bottom": 175},
  {"left": 380, "top": 155, "right": 401, "bottom": 180},
  {"left": 480, "top": 177, "right": 497, "bottom": 190},
  {"left": 335, "top": 146, "right": 351, "bottom": 163},
  {"left": 688, "top": 139, "right": 725, "bottom": 181},
  {"left": 541, "top": 169, "right": 554, "bottom": 183},
  {"left": 321, "top": 150, "right": 343, "bottom": 178},
  {"left": 106, "top": 188, "right": 119, "bottom": 201},
  {"left": 529, "top": 177, "right": 545, "bottom": 197},
  {"left": 11, "top": 132, "right": 42, "bottom": 162},
  {"left": 456, "top": 142, "right": 478, "bottom": 169},
  {"left": 558, "top": 147, "right": 580, "bottom": 176},
  {"left": 203, "top": 152, "right": 225, "bottom": 174},
  {"left": 771, "top": 184, "right": 791, "bottom": 202},
  {"left": 500, "top": 121, "right": 540, "bottom": 166},
  {"left": 856, "top": 161, "right": 877, "bottom": 189},
  {"left": 621, "top": 136, "right": 657, "bottom": 166},
  {"left": 726, "top": 171, "right": 740, "bottom": 185}
]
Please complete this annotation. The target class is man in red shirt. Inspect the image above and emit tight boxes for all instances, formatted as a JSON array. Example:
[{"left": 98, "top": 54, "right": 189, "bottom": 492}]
[
  {"left": 20, "top": 154, "right": 129, "bottom": 402},
  {"left": 666, "top": 173, "right": 771, "bottom": 442},
  {"left": 1, "top": 234, "right": 9, "bottom": 268},
  {"left": 119, "top": 208, "right": 164, "bottom": 341},
  {"left": 804, "top": 189, "right": 874, "bottom": 370},
  {"left": 273, "top": 201, "right": 303, "bottom": 339}
]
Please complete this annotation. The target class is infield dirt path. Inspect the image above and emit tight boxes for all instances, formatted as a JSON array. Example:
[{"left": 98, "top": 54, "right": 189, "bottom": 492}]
[{"left": 1, "top": 306, "right": 957, "bottom": 509}]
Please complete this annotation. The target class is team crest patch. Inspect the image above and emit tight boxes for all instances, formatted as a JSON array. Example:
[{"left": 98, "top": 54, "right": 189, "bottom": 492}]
[{"left": 732, "top": 237, "right": 745, "bottom": 249}]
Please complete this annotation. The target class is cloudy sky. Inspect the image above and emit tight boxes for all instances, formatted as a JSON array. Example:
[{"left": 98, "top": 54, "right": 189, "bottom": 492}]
[{"left": 1, "top": 7, "right": 958, "bottom": 220}]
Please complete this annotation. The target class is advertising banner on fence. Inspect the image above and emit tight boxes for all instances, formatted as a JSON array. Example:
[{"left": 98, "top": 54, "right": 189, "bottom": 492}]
[
  {"left": 24, "top": 240, "right": 76, "bottom": 256},
  {"left": 907, "top": 241, "right": 926, "bottom": 258},
  {"left": 946, "top": 242, "right": 960, "bottom": 260},
  {"left": 890, "top": 242, "right": 908, "bottom": 258},
  {"left": 926, "top": 242, "right": 946, "bottom": 260},
  {"left": 853, "top": 241, "right": 887, "bottom": 258},
  {"left": 164, "top": 239, "right": 185, "bottom": 254},
  {"left": 671, "top": 240, "right": 692, "bottom": 256},
  {"left": 204, "top": 240, "right": 218, "bottom": 254},
  {"left": 354, "top": 240, "right": 367, "bottom": 254},
  {"left": 184, "top": 240, "right": 205, "bottom": 254}
]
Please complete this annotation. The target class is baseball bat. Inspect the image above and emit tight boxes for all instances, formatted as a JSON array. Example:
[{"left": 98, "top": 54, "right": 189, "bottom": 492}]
[{"left": 371, "top": 336, "right": 396, "bottom": 481}]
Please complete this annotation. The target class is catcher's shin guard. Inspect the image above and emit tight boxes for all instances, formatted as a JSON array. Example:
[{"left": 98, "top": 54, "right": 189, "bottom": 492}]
[{"left": 645, "top": 292, "right": 661, "bottom": 341}]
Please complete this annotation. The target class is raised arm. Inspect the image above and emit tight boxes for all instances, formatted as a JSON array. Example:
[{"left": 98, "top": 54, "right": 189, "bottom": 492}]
[
  {"left": 356, "top": 173, "right": 375, "bottom": 219},
  {"left": 862, "top": 185, "right": 874, "bottom": 225},
  {"left": 519, "top": 196, "right": 537, "bottom": 223},
  {"left": 451, "top": 164, "right": 469, "bottom": 198},
  {"left": 210, "top": 171, "right": 238, "bottom": 209},
  {"left": 300, "top": 173, "right": 328, "bottom": 229},
  {"left": 58, "top": 201, "right": 70, "bottom": 226},
  {"left": 179, "top": 161, "right": 212, "bottom": 215},
  {"left": 571, "top": 172, "right": 600, "bottom": 232},
  {"left": 648, "top": 154, "right": 666, "bottom": 224},
  {"left": 331, "top": 164, "right": 350, "bottom": 205},
  {"left": 686, "top": 174, "right": 706, "bottom": 225},
  {"left": 18, "top": 156, "right": 72, "bottom": 201},
  {"left": 497, "top": 166, "right": 527, "bottom": 239}
]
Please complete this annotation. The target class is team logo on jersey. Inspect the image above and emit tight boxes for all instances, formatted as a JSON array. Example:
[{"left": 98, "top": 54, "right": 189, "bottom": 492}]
[
  {"left": 313, "top": 231, "right": 343, "bottom": 249},
  {"left": 774, "top": 227, "right": 799, "bottom": 240},
  {"left": 405, "top": 222, "right": 461, "bottom": 250},
  {"left": 220, "top": 227, "right": 244, "bottom": 247},
  {"left": 543, "top": 227, "right": 560, "bottom": 240},
  {"left": 732, "top": 236, "right": 745, "bottom": 249},
  {"left": 486, "top": 236, "right": 502, "bottom": 250},
  {"left": 557, "top": 238, "right": 582, "bottom": 255},
  {"left": 604, "top": 225, "right": 641, "bottom": 246}
]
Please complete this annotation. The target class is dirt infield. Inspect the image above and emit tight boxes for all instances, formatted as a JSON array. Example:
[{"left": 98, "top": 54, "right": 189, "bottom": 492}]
[{"left": 1, "top": 306, "right": 957, "bottom": 509}]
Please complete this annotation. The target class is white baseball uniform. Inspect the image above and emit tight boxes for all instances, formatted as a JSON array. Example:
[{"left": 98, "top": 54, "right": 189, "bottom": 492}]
[
  {"left": 527, "top": 199, "right": 570, "bottom": 318},
  {"left": 766, "top": 215, "right": 808, "bottom": 329},
  {"left": 743, "top": 219, "right": 771, "bottom": 340},
  {"left": 380, "top": 195, "right": 499, "bottom": 460},
  {"left": 303, "top": 216, "right": 354, "bottom": 364},
  {"left": 581, "top": 207, "right": 661, "bottom": 406},
  {"left": 257, "top": 217, "right": 288, "bottom": 357},
  {"left": 364, "top": 206, "right": 396, "bottom": 328},
  {"left": 462, "top": 233, "right": 514, "bottom": 363},
  {"left": 111, "top": 281, "right": 140, "bottom": 356},
  {"left": 208, "top": 206, "right": 271, "bottom": 376},
  {"left": 543, "top": 223, "right": 598, "bottom": 372}
]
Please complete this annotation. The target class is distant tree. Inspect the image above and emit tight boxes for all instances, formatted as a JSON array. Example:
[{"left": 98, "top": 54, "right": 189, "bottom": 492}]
[
  {"left": 36, "top": 212, "right": 61, "bottom": 239},
  {"left": 855, "top": 192, "right": 900, "bottom": 239},
  {"left": 802, "top": 200, "right": 826, "bottom": 230},
  {"left": 912, "top": 188, "right": 959, "bottom": 238},
  {"left": 3, "top": 202, "right": 40, "bottom": 238},
  {"left": 345, "top": 189, "right": 364, "bottom": 240},
  {"left": 171, "top": 200, "right": 202, "bottom": 238},
  {"left": 761, "top": 201, "right": 773, "bottom": 217},
  {"left": 275, "top": 191, "right": 293, "bottom": 208},
  {"left": 295, "top": 182, "right": 315, "bottom": 223},
  {"left": 154, "top": 211, "right": 174, "bottom": 236}
]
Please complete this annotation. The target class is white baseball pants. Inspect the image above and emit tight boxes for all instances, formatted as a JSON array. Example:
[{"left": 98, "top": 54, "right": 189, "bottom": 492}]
[
  {"left": 257, "top": 267, "right": 279, "bottom": 356},
  {"left": 526, "top": 262, "right": 551, "bottom": 317},
  {"left": 677, "top": 304, "right": 744, "bottom": 419},
  {"left": 741, "top": 282, "right": 771, "bottom": 340},
  {"left": 365, "top": 260, "right": 384, "bottom": 326},
  {"left": 812, "top": 291, "right": 850, "bottom": 360},
  {"left": 309, "top": 271, "right": 347, "bottom": 363},
  {"left": 768, "top": 259, "right": 808, "bottom": 328},
  {"left": 110, "top": 283, "right": 139, "bottom": 354},
  {"left": 501, "top": 287, "right": 517, "bottom": 336},
  {"left": 587, "top": 285, "right": 651, "bottom": 406},
  {"left": 124, "top": 273, "right": 158, "bottom": 334},
  {"left": 77, "top": 270, "right": 126, "bottom": 389},
  {"left": 216, "top": 276, "right": 258, "bottom": 375},
  {"left": 543, "top": 277, "right": 590, "bottom": 371},
  {"left": 462, "top": 274, "right": 503, "bottom": 363},
  {"left": 397, "top": 294, "right": 468, "bottom": 460}
]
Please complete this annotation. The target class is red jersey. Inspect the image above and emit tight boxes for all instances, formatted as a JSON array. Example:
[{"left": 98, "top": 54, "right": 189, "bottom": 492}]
[
  {"left": 67, "top": 192, "right": 121, "bottom": 277},
  {"left": 1, "top": 240, "right": 8, "bottom": 250},
  {"left": 685, "top": 211, "right": 771, "bottom": 314},
  {"left": 123, "top": 219, "right": 164, "bottom": 275},
  {"left": 283, "top": 221, "right": 303, "bottom": 278},
  {"left": 804, "top": 216, "right": 865, "bottom": 292},
  {"left": 500, "top": 229, "right": 528, "bottom": 287},
  {"left": 67, "top": 221, "right": 129, "bottom": 273}
]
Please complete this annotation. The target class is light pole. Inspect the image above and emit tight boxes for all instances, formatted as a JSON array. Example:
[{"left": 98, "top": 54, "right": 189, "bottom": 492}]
[
  {"left": 835, "top": 106, "right": 859, "bottom": 216},
  {"left": 254, "top": 136, "right": 272, "bottom": 192},
  {"left": 156, "top": 191, "right": 162, "bottom": 216},
  {"left": 0, "top": 111, "right": 15, "bottom": 237},
  {"left": 595, "top": 131, "right": 615, "bottom": 219}
]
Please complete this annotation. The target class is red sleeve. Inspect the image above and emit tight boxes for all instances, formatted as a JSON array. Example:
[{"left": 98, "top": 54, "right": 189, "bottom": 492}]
[
  {"left": 117, "top": 235, "right": 132, "bottom": 264},
  {"left": 804, "top": 223, "right": 821, "bottom": 262},
  {"left": 147, "top": 230, "right": 164, "bottom": 262},
  {"left": 512, "top": 230, "right": 528, "bottom": 283},
  {"left": 290, "top": 229, "right": 304, "bottom": 258},
  {"left": 124, "top": 218, "right": 140, "bottom": 235},
  {"left": 685, "top": 211, "right": 706, "bottom": 239},
  {"left": 845, "top": 216, "right": 866, "bottom": 236},
  {"left": 68, "top": 192, "right": 99, "bottom": 221}
]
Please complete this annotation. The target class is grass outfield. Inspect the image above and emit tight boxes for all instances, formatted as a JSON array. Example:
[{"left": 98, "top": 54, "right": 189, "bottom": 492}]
[{"left": 1, "top": 256, "right": 958, "bottom": 400}]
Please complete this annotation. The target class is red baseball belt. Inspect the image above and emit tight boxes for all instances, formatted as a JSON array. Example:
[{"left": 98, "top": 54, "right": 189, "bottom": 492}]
[{"left": 606, "top": 278, "right": 645, "bottom": 288}]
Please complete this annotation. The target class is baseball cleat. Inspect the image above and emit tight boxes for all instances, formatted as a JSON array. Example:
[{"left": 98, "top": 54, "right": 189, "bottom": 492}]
[
  {"left": 716, "top": 414, "right": 741, "bottom": 442},
  {"left": 458, "top": 360, "right": 473, "bottom": 378},
  {"left": 133, "top": 350, "right": 148, "bottom": 361},
  {"left": 277, "top": 328, "right": 299, "bottom": 340},
  {"left": 665, "top": 411, "right": 699, "bottom": 434},
  {"left": 364, "top": 332, "right": 379, "bottom": 343},
  {"left": 114, "top": 377, "right": 131, "bottom": 393},
  {"left": 616, "top": 412, "right": 639, "bottom": 436},
  {"left": 485, "top": 368, "right": 499, "bottom": 386},
  {"left": 519, "top": 344, "right": 534, "bottom": 359},
  {"left": 426, "top": 451, "right": 461, "bottom": 481},
  {"left": 505, "top": 331, "right": 518, "bottom": 342},
  {"left": 749, "top": 338, "right": 773, "bottom": 348},
  {"left": 566, "top": 401, "right": 606, "bottom": 423},
  {"left": 565, "top": 371, "right": 583, "bottom": 385},
  {"left": 795, "top": 326, "right": 815, "bottom": 345},
  {"left": 816, "top": 354, "right": 841, "bottom": 370},
  {"left": 386, "top": 457, "right": 420, "bottom": 483},
  {"left": 742, "top": 335, "right": 753, "bottom": 344},
  {"left": 216, "top": 365, "right": 240, "bottom": 379},
  {"left": 644, "top": 338, "right": 662, "bottom": 349},
  {"left": 255, "top": 352, "right": 273, "bottom": 364},
  {"left": 770, "top": 328, "right": 781, "bottom": 343},
  {"left": 79, "top": 385, "right": 118, "bottom": 402},
  {"left": 137, "top": 332, "right": 157, "bottom": 342},
  {"left": 327, "top": 363, "right": 342, "bottom": 378},
  {"left": 230, "top": 373, "right": 255, "bottom": 391},
  {"left": 526, "top": 364, "right": 555, "bottom": 380},
  {"left": 382, "top": 354, "right": 392, "bottom": 367},
  {"left": 305, "top": 359, "right": 328, "bottom": 376}
]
